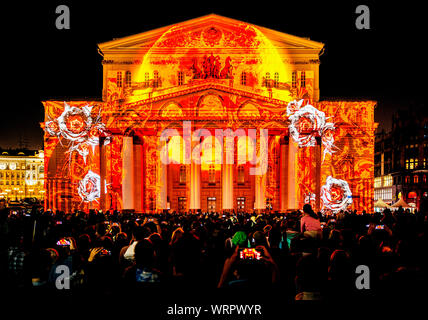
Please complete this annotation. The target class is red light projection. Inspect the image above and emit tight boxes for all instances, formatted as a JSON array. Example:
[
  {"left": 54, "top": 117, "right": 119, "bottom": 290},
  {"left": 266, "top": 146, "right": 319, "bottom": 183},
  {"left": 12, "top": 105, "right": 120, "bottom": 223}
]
[{"left": 42, "top": 15, "right": 376, "bottom": 213}]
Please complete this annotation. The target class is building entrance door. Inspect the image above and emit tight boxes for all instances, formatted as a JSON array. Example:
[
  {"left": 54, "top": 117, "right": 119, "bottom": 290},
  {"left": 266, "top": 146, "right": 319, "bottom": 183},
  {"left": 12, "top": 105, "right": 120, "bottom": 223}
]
[
  {"left": 178, "top": 197, "right": 186, "bottom": 213},
  {"left": 207, "top": 197, "right": 216, "bottom": 213},
  {"left": 237, "top": 197, "right": 245, "bottom": 212}
]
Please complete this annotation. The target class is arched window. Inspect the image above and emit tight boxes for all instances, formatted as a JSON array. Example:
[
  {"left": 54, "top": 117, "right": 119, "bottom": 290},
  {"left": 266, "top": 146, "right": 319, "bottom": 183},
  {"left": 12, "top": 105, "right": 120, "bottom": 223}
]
[
  {"left": 153, "top": 71, "right": 159, "bottom": 88},
  {"left": 144, "top": 73, "right": 149, "bottom": 87},
  {"left": 241, "top": 71, "right": 247, "bottom": 86},
  {"left": 237, "top": 165, "right": 245, "bottom": 184},
  {"left": 177, "top": 71, "right": 184, "bottom": 86},
  {"left": 125, "top": 71, "right": 132, "bottom": 87},
  {"left": 292, "top": 71, "right": 297, "bottom": 88},
  {"left": 179, "top": 165, "right": 186, "bottom": 184},
  {"left": 116, "top": 71, "right": 123, "bottom": 88},
  {"left": 264, "top": 72, "right": 270, "bottom": 87},
  {"left": 300, "top": 71, "right": 306, "bottom": 88},
  {"left": 414, "top": 175, "right": 419, "bottom": 184},
  {"left": 274, "top": 72, "right": 279, "bottom": 88},
  {"left": 208, "top": 165, "right": 216, "bottom": 184}
]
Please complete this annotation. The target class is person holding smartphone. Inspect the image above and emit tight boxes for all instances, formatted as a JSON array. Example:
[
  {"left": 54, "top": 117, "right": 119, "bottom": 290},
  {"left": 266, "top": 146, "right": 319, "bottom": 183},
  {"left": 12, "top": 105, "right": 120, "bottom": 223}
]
[{"left": 217, "top": 245, "right": 279, "bottom": 288}]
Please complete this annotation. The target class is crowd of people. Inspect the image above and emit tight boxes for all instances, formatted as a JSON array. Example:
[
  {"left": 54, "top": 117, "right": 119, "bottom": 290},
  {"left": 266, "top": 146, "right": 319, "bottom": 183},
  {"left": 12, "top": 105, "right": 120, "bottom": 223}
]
[{"left": 1, "top": 204, "right": 427, "bottom": 301}]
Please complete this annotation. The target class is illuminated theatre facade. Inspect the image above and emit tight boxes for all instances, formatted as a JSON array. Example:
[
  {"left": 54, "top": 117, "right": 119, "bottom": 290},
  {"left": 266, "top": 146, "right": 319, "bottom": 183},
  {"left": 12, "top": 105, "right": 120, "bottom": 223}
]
[{"left": 42, "top": 15, "right": 376, "bottom": 213}]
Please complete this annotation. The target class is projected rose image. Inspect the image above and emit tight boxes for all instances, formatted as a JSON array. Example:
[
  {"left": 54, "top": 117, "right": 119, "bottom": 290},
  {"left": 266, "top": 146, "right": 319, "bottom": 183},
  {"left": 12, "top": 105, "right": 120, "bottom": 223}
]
[
  {"left": 321, "top": 176, "right": 353, "bottom": 212},
  {"left": 78, "top": 170, "right": 101, "bottom": 202}
]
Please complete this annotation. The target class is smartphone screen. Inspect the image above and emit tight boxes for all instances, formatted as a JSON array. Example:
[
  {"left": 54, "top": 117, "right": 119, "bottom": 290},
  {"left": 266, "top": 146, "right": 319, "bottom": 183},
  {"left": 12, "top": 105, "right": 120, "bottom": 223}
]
[
  {"left": 239, "top": 248, "right": 261, "bottom": 260},
  {"left": 56, "top": 239, "right": 71, "bottom": 246}
]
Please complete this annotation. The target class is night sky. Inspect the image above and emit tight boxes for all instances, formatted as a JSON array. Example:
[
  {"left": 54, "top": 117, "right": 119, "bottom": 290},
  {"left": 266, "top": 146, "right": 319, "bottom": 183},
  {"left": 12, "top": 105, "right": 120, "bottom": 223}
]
[{"left": 1, "top": 0, "right": 424, "bottom": 149}]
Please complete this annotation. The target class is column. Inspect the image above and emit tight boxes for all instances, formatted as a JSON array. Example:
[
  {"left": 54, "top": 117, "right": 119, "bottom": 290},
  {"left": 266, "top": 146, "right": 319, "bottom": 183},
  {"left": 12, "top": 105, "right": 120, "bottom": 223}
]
[
  {"left": 254, "top": 174, "right": 266, "bottom": 211},
  {"left": 156, "top": 138, "right": 168, "bottom": 212},
  {"left": 254, "top": 132, "right": 267, "bottom": 212},
  {"left": 189, "top": 139, "right": 201, "bottom": 211},
  {"left": 288, "top": 137, "right": 297, "bottom": 209},
  {"left": 315, "top": 137, "right": 322, "bottom": 212},
  {"left": 122, "top": 136, "right": 135, "bottom": 210},
  {"left": 222, "top": 136, "right": 234, "bottom": 211},
  {"left": 48, "top": 179, "right": 53, "bottom": 210},
  {"left": 99, "top": 138, "right": 107, "bottom": 212},
  {"left": 279, "top": 138, "right": 288, "bottom": 212},
  {"left": 133, "top": 144, "right": 143, "bottom": 212},
  {"left": 53, "top": 179, "right": 57, "bottom": 211}
]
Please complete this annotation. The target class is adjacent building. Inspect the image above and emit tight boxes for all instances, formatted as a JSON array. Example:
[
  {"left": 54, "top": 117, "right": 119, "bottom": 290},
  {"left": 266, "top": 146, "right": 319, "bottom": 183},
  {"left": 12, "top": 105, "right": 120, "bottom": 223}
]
[
  {"left": 0, "top": 150, "right": 45, "bottom": 202},
  {"left": 375, "top": 107, "right": 428, "bottom": 209}
]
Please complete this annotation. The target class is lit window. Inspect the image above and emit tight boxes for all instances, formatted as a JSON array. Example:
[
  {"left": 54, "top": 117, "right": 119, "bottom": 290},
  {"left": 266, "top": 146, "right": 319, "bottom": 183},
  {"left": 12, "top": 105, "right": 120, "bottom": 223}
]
[
  {"left": 405, "top": 176, "right": 410, "bottom": 184},
  {"left": 237, "top": 165, "right": 245, "bottom": 184},
  {"left": 144, "top": 73, "right": 149, "bottom": 87},
  {"left": 241, "top": 72, "right": 247, "bottom": 86},
  {"left": 414, "top": 175, "right": 419, "bottom": 184},
  {"left": 153, "top": 71, "right": 159, "bottom": 88},
  {"left": 264, "top": 72, "right": 270, "bottom": 87},
  {"left": 274, "top": 72, "right": 279, "bottom": 88},
  {"left": 292, "top": 71, "right": 297, "bottom": 88},
  {"left": 300, "top": 71, "right": 306, "bottom": 88},
  {"left": 383, "top": 175, "right": 392, "bottom": 187},
  {"left": 179, "top": 165, "right": 186, "bottom": 184},
  {"left": 208, "top": 165, "right": 216, "bottom": 184},
  {"left": 178, "top": 71, "right": 184, "bottom": 86},
  {"left": 408, "top": 158, "right": 414, "bottom": 170},
  {"left": 125, "top": 71, "right": 132, "bottom": 87},
  {"left": 374, "top": 177, "right": 382, "bottom": 188},
  {"left": 116, "top": 72, "right": 123, "bottom": 88},
  {"left": 424, "top": 175, "right": 427, "bottom": 183}
]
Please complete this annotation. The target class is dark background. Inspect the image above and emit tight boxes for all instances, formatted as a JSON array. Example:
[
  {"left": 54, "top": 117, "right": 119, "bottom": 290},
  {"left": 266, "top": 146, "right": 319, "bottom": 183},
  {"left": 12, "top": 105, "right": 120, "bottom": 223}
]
[{"left": 1, "top": 0, "right": 424, "bottom": 149}]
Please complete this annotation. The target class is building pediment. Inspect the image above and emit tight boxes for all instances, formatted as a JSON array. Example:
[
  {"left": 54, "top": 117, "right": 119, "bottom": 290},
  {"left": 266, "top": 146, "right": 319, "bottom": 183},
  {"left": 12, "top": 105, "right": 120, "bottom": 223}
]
[
  {"left": 98, "top": 14, "right": 324, "bottom": 54},
  {"left": 109, "top": 84, "right": 289, "bottom": 126}
]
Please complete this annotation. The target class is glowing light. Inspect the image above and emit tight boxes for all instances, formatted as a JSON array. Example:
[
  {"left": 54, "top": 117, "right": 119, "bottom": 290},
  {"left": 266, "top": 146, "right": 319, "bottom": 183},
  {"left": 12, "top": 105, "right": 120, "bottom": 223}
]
[{"left": 321, "top": 176, "right": 353, "bottom": 213}]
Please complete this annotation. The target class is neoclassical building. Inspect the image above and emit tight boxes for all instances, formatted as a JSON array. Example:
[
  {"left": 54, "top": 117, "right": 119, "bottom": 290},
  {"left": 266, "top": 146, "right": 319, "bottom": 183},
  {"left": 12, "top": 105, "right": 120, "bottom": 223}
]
[
  {"left": 42, "top": 14, "right": 376, "bottom": 213},
  {"left": 0, "top": 150, "right": 45, "bottom": 202}
]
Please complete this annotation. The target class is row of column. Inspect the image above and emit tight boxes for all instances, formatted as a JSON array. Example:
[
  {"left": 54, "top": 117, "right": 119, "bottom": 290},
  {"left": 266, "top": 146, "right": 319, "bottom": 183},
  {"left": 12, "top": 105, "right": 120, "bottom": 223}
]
[{"left": 119, "top": 134, "right": 321, "bottom": 212}]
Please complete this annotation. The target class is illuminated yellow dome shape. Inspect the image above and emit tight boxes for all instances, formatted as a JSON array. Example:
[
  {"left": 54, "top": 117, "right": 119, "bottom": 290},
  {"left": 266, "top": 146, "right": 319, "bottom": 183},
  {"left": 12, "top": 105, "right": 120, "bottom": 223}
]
[
  {"left": 238, "top": 102, "right": 261, "bottom": 118},
  {"left": 198, "top": 95, "right": 225, "bottom": 118},
  {"left": 131, "top": 16, "right": 293, "bottom": 102},
  {"left": 160, "top": 102, "right": 183, "bottom": 118}
]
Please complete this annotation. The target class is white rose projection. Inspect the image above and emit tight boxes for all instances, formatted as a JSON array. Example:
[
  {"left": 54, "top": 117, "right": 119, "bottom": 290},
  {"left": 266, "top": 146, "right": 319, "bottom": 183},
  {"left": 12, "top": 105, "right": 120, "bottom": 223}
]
[
  {"left": 286, "top": 99, "right": 304, "bottom": 116},
  {"left": 287, "top": 100, "right": 336, "bottom": 160},
  {"left": 321, "top": 176, "right": 353, "bottom": 213},
  {"left": 44, "top": 102, "right": 110, "bottom": 162},
  {"left": 289, "top": 104, "right": 326, "bottom": 147},
  {"left": 78, "top": 170, "right": 101, "bottom": 202},
  {"left": 321, "top": 122, "right": 336, "bottom": 160},
  {"left": 57, "top": 104, "right": 93, "bottom": 142}
]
